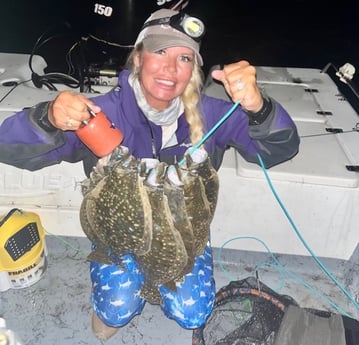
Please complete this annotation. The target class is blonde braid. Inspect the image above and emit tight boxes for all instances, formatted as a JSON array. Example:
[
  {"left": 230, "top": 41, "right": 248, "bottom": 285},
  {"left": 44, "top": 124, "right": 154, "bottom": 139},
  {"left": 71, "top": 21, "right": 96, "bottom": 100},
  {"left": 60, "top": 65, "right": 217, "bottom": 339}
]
[{"left": 182, "top": 62, "right": 205, "bottom": 147}]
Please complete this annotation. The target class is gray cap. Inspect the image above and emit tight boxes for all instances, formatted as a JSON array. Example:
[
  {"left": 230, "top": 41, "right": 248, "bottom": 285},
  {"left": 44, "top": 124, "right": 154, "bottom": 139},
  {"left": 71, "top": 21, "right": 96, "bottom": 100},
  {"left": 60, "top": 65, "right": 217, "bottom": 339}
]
[{"left": 134, "top": 9, "right": 204, "bottom": 66}]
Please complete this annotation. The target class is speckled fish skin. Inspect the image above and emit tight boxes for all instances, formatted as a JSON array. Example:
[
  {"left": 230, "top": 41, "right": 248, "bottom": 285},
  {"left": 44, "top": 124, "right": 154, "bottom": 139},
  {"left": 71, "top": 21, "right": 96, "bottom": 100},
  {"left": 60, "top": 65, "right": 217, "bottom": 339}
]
[
  {"left": 99, "top": 156, "right": 153, "bottom": 255},
  {"left": 79, "top": 191, "right": 111, "bottom": 264},
  {"left": 79, "top": 146, "right": 153, "bottom": 262},
  {"left": 137, "top": 161, "right": 188, "bottom": 304},
  {"left": 187, "top": 151, "right": 219, "bottom": 220},
  {"left": 164, "top": 165, "right": 195, "bottom": 277},
  {"left": 80, "top": 177, "right": 113, "bottom": 263},
  {"left": 180, "top": 150, "right": 214, "bottom": 256},
  {"left": 80, "top": 151, "right": 127, "bottom": 263}
]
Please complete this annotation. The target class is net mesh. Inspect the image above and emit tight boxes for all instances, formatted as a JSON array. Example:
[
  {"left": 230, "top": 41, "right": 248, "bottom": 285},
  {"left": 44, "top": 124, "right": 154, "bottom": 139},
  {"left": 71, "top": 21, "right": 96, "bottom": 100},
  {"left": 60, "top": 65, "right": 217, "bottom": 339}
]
[{"left": 192, "top": 277, "right": 298, "bottom": 345}]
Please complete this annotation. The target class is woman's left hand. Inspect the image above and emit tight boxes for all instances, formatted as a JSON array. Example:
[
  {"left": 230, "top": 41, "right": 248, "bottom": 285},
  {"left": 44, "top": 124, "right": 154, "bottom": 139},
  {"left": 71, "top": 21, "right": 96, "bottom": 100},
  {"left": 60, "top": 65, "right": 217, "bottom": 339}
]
[{"left": 211, "top": 60, "right": 263, "bottom": 112}]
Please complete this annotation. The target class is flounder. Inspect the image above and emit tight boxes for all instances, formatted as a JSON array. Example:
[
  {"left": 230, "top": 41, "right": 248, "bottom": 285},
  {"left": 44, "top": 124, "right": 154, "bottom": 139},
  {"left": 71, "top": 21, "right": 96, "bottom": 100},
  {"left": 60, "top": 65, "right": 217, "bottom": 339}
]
[
  {"left": 164, "top": 164, "right": 195, "bottom": 277},
  {"left": 137, "top": 160, "right": 188, "bottom": 304},
  {"left": 186, "top": 149, "right": 219, "bottom": 219},
  {"left": 80, "top": 146, "right": 152, "bottom": 263},
  {"left": 180, "top": 149, "right": 218, "bottom": 256}
]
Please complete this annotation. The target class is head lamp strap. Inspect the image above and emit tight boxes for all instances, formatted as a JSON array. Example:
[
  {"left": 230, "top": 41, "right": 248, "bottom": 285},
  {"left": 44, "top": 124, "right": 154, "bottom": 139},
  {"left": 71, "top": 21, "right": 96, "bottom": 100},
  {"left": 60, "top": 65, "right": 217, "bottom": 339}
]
[
  {"left": 141, "top": 12, "right": 204, "bottom": 42},
  {"left": 141, "top": 16, "right": 172, "bottom": 30}
]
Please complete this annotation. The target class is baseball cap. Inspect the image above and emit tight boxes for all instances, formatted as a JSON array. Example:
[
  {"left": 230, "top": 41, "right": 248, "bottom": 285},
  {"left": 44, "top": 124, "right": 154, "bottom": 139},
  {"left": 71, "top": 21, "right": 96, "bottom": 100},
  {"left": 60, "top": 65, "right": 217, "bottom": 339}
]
[{"left": 134, "top": 9, "right": 205, "bottom": 66}]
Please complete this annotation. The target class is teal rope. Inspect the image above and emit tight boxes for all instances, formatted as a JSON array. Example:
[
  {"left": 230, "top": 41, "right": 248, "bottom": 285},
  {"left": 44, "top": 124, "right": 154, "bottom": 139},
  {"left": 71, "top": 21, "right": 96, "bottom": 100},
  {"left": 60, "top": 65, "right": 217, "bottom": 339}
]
[
  {"left": 256, "top": 152, "right": 359, "bottom": 312},
  {"left": 178, "top": 102, "right": 240, "bottom": 166},
  {"left": 217, "top": 236, "right": 353, "bottom": 317}
]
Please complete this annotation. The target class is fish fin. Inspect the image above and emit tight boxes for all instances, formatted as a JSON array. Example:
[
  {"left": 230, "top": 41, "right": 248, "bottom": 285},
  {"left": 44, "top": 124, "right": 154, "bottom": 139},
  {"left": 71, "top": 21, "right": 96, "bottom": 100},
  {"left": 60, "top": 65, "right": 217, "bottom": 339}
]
[
  {"left": 141, "top": 283, "right": 163, "bottom": 305},
  {"left": 86, "top": 248, "right": 112, "bottom": 264},
  {"left": 163, "top": 280, "right": 177, "bottom": 292}
]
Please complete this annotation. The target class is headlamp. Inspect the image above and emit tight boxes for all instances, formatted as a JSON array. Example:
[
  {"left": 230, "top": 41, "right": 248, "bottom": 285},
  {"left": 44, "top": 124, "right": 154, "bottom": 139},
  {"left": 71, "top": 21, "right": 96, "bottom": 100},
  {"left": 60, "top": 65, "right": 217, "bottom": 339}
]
[{"left": 141, "top": 12, "right": 205, "bottom": 42}]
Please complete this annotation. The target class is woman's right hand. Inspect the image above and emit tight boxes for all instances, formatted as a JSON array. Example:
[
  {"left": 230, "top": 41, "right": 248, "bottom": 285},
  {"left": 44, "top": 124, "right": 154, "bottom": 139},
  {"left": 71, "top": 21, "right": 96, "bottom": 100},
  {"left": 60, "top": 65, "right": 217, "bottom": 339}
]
[{"left": 48, "top": 91, "right": 101, "bottom": 131}]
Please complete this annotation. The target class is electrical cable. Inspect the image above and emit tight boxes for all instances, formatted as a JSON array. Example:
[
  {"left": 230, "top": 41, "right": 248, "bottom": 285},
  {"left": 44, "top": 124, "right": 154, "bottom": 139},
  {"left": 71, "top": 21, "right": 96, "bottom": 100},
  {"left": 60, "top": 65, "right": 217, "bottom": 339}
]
[
  {"left": 0, "top": 79, "right": 32, "bottom": 104},
  {"left": 65, "top": 41, "right": 80, "bottom": 76},
  {"left": 28, "top": 22, "right": 81, "bottom": 91},
  {"left": 86, "top": 34, "right": 135, "bottom": 49}
]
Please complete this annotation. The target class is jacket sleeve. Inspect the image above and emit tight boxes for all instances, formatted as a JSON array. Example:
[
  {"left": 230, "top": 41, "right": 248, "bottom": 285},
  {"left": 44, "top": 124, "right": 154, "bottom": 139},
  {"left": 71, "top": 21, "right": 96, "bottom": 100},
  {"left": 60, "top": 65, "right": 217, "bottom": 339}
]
[
  {"left": 0, "top": 101, "right": 97, "bottom": 172},
  {"left": 241, "top": 97, "right": 300, "bottom": 168},
  {"left": 203, "top": 95, "right": 300, "bottom": 169}
]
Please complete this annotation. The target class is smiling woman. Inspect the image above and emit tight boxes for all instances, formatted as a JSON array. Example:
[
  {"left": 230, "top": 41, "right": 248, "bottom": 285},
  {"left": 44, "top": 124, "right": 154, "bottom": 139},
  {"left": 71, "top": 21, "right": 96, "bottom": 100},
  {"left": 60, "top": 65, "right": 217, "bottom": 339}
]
[
  {"left": 0, "top": 6, "right": 300, "bottom": 343},
  {"left": 132, "top": 46, "right": 195, "bottom": 109}
]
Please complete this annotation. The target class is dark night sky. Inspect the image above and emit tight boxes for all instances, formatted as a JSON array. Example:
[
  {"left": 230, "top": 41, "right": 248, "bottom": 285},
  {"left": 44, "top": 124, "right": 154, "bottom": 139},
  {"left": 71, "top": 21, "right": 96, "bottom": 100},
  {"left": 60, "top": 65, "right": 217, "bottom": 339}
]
[{"left": 0, "top": 0, "right": 357, "bottom": 107}]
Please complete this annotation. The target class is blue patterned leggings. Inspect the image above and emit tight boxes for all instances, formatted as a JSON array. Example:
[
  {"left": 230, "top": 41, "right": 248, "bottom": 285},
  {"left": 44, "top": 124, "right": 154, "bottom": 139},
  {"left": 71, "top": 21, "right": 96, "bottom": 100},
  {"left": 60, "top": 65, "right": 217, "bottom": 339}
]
[{"left": 90, "top": 242, "right": 215, "bottom": 329}]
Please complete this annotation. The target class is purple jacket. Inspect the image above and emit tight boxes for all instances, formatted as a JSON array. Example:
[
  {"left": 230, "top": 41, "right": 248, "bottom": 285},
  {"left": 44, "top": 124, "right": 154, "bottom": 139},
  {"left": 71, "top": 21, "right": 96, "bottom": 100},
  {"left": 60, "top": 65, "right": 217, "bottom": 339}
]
[{"left": 0, "top": 69, "right": 299, "bottom": 176}]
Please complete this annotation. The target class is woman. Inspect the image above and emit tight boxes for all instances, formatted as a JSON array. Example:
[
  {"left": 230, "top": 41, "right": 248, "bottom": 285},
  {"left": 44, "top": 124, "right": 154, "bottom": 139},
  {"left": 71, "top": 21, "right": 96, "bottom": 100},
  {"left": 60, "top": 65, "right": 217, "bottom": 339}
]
[{"left": 0, "top": 8, "right": 299, "bottom": 341}]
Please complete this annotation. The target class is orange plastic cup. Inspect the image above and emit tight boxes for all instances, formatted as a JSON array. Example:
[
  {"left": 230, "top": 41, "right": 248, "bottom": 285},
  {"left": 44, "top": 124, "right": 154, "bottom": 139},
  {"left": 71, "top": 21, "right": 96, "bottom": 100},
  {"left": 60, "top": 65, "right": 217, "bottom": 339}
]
[{"left": 76, "top": 111, "right": 123, "bottom": 157}]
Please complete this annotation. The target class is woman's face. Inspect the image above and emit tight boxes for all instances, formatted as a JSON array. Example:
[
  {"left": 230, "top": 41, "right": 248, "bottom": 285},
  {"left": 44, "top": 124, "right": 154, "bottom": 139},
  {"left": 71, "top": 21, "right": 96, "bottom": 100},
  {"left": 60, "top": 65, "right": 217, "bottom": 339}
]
[{"left": 134, "top": 46, "right": 195, "bottom": 110}]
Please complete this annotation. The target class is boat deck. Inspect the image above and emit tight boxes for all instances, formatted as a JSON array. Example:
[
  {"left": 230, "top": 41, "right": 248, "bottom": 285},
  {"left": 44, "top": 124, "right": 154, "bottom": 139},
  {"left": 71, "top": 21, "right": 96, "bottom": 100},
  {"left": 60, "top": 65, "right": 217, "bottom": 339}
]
[{"left": 1, "top": 235, "right": 358, "bottom": 345}]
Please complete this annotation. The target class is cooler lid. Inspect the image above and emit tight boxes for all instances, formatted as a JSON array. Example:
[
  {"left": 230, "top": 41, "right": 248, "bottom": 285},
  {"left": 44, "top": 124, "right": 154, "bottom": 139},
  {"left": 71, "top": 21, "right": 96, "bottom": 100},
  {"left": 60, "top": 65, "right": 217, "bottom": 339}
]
[{"left": 236, "top": 120, "right": 359, "bottom": 187}]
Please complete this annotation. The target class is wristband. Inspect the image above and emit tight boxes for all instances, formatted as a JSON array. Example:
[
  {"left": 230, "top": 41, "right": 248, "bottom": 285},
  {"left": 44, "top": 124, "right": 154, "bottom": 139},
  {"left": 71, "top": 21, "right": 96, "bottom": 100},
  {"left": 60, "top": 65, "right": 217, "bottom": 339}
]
[
  {"left": 246, "top": 97, "right": 272, "bottom": 125},
  {"left": 37, "top": 102, "right": 58, "bottom": 132}
]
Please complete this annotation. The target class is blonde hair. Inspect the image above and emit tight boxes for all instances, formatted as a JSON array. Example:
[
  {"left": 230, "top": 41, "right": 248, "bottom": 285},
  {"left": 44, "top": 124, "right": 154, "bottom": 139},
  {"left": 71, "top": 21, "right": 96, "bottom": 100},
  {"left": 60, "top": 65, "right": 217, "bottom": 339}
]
[{"left": 126, "top": 44, "right": 205, "bottom": 147}]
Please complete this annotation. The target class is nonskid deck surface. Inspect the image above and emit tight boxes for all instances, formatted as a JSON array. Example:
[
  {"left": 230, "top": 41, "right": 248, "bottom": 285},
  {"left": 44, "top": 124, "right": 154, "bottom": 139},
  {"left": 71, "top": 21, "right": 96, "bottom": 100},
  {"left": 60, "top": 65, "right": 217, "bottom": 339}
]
[{"left": 1, "top": 235, "right": 357, "bottom": 345}]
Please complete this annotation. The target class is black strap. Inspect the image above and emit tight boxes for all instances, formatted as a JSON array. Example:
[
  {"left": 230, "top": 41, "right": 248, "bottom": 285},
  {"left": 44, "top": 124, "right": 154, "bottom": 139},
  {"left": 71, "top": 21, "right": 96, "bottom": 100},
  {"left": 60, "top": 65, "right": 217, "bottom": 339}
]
[{"left": 0, "top": 208, "right": 22, "bottom": 228}]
